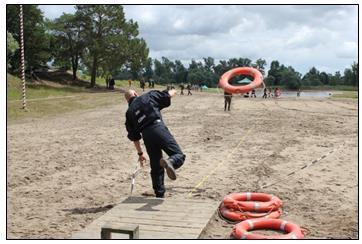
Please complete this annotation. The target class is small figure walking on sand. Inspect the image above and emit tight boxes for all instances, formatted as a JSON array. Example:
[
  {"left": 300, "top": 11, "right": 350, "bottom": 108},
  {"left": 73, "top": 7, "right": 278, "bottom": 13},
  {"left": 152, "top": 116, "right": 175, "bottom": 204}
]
[
  {"left": 224, "top": 91, "right": 232, "bottom": 111},
  {"left": 187, "top": 84, "right": 192, "bottom": 95},
  {"left": 262, "top": 87, "right": 267, "bottom": 99},
  {"left": 251, "top": 89, "right": 256, "bottom": 98}
]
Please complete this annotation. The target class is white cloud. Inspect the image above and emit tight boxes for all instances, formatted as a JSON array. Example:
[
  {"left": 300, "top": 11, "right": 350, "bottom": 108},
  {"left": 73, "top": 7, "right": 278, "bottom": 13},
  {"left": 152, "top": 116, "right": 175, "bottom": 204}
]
[
  {"left": 39, "top": 5, "right": 75, "bottom": 20},
  {"left": 336, "top": 41, "right": 358, "bottom": 59},
  {"left": 39, "top": 4, "right": 358, "bottom": 74}
]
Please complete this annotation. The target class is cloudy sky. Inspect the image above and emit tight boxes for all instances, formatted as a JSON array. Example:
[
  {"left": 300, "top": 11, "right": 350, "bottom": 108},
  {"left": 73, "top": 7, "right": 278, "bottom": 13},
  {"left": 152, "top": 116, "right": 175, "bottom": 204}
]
[{"left": 38, "top": 5, "right": 358, "bottom": 75}]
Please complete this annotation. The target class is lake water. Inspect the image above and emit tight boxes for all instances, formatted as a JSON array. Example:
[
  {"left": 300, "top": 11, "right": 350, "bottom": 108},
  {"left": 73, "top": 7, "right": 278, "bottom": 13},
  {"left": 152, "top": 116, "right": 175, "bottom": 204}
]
[{"left": 253, "top": 90, "right": 336, "bottom": 98}]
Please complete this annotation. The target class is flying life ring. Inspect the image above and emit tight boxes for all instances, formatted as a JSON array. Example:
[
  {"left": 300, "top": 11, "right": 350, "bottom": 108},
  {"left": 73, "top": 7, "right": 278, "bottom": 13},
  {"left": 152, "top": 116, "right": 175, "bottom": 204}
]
[
  {"left": 231, "top": 218, "right": 305, "bottom": 239},
  {"left": 219, "top": 203, "right": 282, "bottom": 222},
  {"left": 222, "top": 192, "right": 282, "bottom": 212},
  {"left": 219, "top": 67, "right": 263, "bottom": 94}
]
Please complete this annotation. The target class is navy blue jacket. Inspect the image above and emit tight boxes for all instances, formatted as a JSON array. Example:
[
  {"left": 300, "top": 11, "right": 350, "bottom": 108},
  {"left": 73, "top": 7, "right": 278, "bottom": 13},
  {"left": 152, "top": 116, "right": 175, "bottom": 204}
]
[{"left": 125, "top": 90, "right": 171, "bottom": 141}]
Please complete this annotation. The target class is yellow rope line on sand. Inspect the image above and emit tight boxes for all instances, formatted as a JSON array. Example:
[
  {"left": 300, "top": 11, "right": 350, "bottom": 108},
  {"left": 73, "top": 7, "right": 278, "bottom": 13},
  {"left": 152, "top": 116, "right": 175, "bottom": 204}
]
[{"left": 187, "top": 126, "right": 252, "bottom": 198}]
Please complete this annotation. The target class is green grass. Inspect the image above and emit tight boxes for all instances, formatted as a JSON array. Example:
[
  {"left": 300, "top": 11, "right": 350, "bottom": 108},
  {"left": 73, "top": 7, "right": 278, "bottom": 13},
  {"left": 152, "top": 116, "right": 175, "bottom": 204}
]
[
  {"left": 330, "top": 90, "right": 358, "bottom": 99},
  {"left": 301, "top": 85, "right": 358, "bottom": 91},
  {"left": 7, "top": 92, "right": 122, "bottom": 121},
  {"left": 202, "top": 87, "right": 223, "bottom": 94},
  {"left": 7, "top": 72, "right": 167, "bottom": 122},
  {"left": 7, "top": 73, "right": 123, "bottom": 122},
  {"left": 7, "top": 73, "right": 86, "bottom": 101}
]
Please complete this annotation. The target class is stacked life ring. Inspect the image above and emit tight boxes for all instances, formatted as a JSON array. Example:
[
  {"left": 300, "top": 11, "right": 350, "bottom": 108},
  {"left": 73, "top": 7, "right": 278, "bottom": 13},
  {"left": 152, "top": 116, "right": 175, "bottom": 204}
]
[
  {"left": 219, "top": 192, "right": 282, "bottom": 222},
  {"left": 218, "top": 67, "right": 263, "bottom": 94},
  {"left": 231, "top": 218, "right": 305, "bottom": 239}
]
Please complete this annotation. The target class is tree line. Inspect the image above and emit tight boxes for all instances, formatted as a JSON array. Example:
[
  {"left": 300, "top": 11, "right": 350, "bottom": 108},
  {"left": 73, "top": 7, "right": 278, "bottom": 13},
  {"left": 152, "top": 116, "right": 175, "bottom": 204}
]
[
  {"left": 7, "top": 5, "right": 148, "bottom": 87},
  {"left": 7, "top": 5, "right": 358, "bottom": 89}
]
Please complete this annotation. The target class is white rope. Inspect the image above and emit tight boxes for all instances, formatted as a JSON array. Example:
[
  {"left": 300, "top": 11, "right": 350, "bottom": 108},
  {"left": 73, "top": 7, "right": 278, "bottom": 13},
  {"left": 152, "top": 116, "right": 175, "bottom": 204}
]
[
  {"left": 260, "top": 143, "right": 345, "bottom": 189},
  {"left": 19, "top": 5, "right": 27, "bottom": 110}
]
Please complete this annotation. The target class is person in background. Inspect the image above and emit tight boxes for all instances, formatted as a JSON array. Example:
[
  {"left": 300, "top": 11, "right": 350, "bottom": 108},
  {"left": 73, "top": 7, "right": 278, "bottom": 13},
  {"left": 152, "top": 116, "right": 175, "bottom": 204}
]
[
  {"left": 297, "top": 88, "right": 301, "bottom": 97},
  {"left": 224, "top": 91, "right": 232, "bottom": 111},
  {"left": 251, "top": 89, "right": 256, "bottom": 98},
  {"left": 140, "top": 78, "right": 145, "bottom": 91},
  {"left": 109, "top": 77, "right": 115, "bottom": 90},
  {"left": 187, "top": 84, "right": 192, "bottom": 95},
  {"left": 275, "top": 87, "right": 281, "bottom": 97},
  {"left": 262, "top": 87, "right": 267, "bottom": 99},
  {"left": 179, "top": 84, "right": 185, "bottom": 95}
]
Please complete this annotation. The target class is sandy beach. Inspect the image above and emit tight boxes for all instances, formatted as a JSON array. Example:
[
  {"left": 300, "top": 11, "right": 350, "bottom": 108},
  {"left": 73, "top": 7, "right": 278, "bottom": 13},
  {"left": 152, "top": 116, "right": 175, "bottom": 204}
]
[{"left": 7, "top": 91, "right": 358, "bottom": 239}]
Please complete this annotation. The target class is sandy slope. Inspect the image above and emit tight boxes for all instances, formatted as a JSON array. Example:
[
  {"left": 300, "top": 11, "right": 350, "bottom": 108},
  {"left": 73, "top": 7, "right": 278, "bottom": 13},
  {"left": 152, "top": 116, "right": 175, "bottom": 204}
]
[{"left": 7, "top": 91, "right": 358, "bottom": 239}]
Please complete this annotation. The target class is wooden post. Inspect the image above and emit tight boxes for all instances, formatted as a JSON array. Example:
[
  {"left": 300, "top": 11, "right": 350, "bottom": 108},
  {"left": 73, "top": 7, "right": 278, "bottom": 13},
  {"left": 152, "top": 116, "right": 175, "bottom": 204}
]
[{"left": 100, "top": 223, "right": 139, "bottom": 239}]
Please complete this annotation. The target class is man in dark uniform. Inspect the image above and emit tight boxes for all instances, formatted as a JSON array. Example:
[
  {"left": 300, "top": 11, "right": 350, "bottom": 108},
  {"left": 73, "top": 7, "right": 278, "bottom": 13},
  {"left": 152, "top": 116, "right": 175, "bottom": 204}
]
[
  {"left": 224, "top": 91, "right": 232, "bottom": 111},
  {"left": 140, "top": 78, "right": 145, "bottom": 91},
  {"left": 186, "top": 84, "right": 192, "bottom": 95},
  {"left": 179, "top": 84, "right": 184, "bottom": 95},
  {"left": 109, "top": 77, "right": 115, "bottom": 90},
  {"left": 124, "top": 89, "right": 185, "bottom": 198}
]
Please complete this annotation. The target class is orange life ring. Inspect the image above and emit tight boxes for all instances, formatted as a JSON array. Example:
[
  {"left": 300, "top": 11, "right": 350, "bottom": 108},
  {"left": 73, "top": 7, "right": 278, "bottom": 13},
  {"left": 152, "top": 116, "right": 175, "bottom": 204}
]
[
  {"left": 219, "top": 67, "right": 263, "bottom": 94},
  {"left": 219, "top": 203, "right": 282, "bottom": 222},
  {"left": 223, "top": 192, "right": 282, "bottom": 212},
  {"left": 231, "top": 218, "right": 305, "bottom": 239}
]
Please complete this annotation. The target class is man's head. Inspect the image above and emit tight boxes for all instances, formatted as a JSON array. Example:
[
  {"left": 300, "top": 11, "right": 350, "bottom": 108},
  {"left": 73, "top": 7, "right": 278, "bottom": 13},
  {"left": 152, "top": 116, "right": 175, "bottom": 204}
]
[{"left": 124, "top": 89, "right": 138, "bottom": 102}]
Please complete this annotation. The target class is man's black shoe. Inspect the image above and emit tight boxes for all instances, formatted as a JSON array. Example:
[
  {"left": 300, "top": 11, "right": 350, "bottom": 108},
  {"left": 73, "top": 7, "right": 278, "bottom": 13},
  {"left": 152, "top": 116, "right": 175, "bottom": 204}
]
[{"left": 160, "top": 158, "right": 177, "bottom": 180}]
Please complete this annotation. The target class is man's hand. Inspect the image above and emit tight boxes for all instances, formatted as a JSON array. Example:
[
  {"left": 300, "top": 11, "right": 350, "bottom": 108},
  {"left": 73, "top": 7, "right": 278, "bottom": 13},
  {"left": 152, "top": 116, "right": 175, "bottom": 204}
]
[{"left": 138, "top": 154, "right": 146, "bottom": 167}]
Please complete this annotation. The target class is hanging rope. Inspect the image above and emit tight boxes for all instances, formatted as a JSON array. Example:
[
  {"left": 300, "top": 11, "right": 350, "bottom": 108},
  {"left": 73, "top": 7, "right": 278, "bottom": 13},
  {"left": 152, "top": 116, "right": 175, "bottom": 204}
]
[{"left": 19, "top": 5, "right": 27, "bottom": 110}]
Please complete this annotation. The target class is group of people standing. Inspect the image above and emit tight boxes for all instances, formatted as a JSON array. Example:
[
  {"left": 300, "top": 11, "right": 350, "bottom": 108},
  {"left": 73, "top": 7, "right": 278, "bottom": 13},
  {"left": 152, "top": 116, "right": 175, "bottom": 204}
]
[
  {"left": 224, "top": 87, "right": 283, "bottom": 112},
  {"left": 262, "top": 87, "right": 281, "bottom": 98},
  {"left": 139, "top": 78, "right": 155, "bottom": 91},
  {"left": 179, "top": 84, "right": 193, "bottom": 95}
]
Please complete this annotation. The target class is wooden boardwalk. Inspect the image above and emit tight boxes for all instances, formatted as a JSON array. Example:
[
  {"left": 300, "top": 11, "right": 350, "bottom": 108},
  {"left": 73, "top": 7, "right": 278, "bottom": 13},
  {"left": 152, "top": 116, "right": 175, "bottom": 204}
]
[{"left": 71, "top": 196, "right": 219, "bottom": 239}]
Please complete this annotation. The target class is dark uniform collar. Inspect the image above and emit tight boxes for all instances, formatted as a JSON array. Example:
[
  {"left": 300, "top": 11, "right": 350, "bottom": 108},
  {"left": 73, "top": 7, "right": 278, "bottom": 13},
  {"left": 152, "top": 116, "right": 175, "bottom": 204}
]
[{"left": 128, "top": 96, "right": 137, "bottom": 105}]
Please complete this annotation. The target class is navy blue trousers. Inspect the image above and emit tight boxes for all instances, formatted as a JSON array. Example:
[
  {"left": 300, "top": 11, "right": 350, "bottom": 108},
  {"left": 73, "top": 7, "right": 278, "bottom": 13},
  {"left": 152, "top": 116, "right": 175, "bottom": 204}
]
[{"left": 142, "top": 121, "right": 185, "bottom": 197}]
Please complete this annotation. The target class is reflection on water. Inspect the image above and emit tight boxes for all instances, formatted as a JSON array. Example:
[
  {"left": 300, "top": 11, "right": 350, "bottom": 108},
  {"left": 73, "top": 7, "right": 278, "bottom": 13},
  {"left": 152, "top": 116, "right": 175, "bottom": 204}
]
[
  {"left": 254, "top": 90, "right": 335, "bottom": 98},
  {"left": 283, "top": 91, "right": 333, "bottom": 98}
]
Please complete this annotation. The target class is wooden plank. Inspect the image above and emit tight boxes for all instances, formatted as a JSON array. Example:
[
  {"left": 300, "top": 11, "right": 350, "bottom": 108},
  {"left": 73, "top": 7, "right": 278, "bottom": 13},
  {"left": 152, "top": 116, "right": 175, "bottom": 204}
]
[
  {"left": 93, "top": 216, "right": 205, "bottom": 229},
  {"left": 96, "top": 216, "right": 207, "bottom": 228},
  {"left": 116, "top": 196, "right": 217, "bottom": 209},
  {"left": 111, "top": 202, "right": 217, "bottom": 211},
  {"left": 83, "top": 224, "right": 201, "bottom": 236},
  {"left": 71, "top": 196, "right": 218, "bottom": 239},
  {"left": 72, "top": 229, "right": 196, "bottom": 239},
  {"left": 108, "top": 208, "right": 214, "bottom": 218},
  {"left": 98, "top": 210, "right": 214, "bottom": 223}
]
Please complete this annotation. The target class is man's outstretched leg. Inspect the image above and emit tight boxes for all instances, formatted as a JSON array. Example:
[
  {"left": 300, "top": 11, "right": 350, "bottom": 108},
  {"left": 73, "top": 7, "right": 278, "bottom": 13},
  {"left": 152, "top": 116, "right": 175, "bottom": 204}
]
[{"left": 159, "top": 126, "right": 186, "bottom": 180}]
